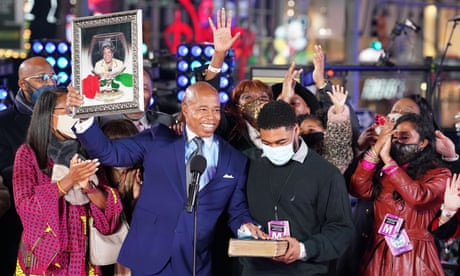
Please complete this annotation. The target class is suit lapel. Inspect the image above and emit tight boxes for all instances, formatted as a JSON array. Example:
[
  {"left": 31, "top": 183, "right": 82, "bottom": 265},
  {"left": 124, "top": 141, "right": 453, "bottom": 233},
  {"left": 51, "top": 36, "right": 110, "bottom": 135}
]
[{"left": 173, "top": 136, "right": 187, "bottom": 200}]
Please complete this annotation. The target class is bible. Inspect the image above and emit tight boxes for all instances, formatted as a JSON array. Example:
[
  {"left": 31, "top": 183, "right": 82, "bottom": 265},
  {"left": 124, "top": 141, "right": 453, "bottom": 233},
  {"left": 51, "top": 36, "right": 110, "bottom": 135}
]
[{"left": 227, "top": 238, "right": 288, "bottom": 257}]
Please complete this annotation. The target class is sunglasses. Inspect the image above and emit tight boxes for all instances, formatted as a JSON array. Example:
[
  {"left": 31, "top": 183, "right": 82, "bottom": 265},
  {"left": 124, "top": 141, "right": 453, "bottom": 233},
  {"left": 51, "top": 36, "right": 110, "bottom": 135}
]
[{"left": 24, "top": 73, "right": 61, "bottom": 84}]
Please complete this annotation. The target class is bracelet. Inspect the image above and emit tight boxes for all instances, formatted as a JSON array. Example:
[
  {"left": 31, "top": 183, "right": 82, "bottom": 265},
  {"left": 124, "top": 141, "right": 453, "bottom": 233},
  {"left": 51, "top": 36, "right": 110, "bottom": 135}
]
[
  {"left": 56, "top": 180, "right": 67, "bottom": 195},
  {"left": 207, "top": 64, "right": 221, "bottom": 73},
  {"left": 442, "top": 154, "right": 459, "bottom": 162},
  {"left": 441, "top": 204, "right": 457, "bottom": 218}
]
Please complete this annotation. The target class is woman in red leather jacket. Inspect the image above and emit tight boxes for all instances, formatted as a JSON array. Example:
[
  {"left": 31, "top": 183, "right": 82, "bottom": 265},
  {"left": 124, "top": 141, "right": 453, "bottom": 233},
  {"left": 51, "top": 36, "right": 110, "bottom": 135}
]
[{"left": 350, "top": 113, "right": 451, "bottom": 275}]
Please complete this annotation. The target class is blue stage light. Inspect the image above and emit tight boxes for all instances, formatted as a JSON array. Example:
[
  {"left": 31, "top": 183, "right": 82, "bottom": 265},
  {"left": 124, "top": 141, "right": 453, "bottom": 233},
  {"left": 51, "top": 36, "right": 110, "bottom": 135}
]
[
  {"left": 57, "top": 72, "right": 69, "bottom": 84},
  {"left": 219, "top": 92, "right": 229, "bottom": 104},
  {"left": 57, "top": 57, "right": 69, "bottom": 69},
  {"left": 0, "top": 88, "right": 7, "bottom": 100},
  {"left": 220, "top": 76, "right": 229, "bottom": 88},
  {"left": 190, "top": 60, "right": 202, "bottom": 71},
  {"left": 222, "top": 62, "right": 229, "bottom": 73},
  {"left": 46, "top": 56, "right": 56, "bottom": 67},
  {"left": 32, "top": 41, "right": 43, "bottom": 54},
  {"left": 177, "top": 45, "right": 189, "bottom": 57},
  {"left": 57, "top": 42, "right": 69, "bottom": 54},
  {"left": 149, "top": 97, "right": 155, "bottom": 107},
  {"left": 177, "top": 75, "right": 189, "bottom": 87},
  {"left": 191, "top": 45, "right": 202, "bottom": 57},
  {"left": 0, "top": 103, "right": 7, "bottom": 111},
  {"left": 203, "top": 45, "right": 214, "bottom": 58},
  {"left": 190, "top": 75, "right": 196, "bottom": 85},
  {"left": 177, "top": 60, "right": 189, "bottom": 72},
  {"left": 45, "top": 42, "right": 56, "bottom": 54},
  {"left": 142, "top": 43, "right": 148, "bottom": 56},
  {"left": 177, "top": 90, "right": 186, "bottom": 102}
]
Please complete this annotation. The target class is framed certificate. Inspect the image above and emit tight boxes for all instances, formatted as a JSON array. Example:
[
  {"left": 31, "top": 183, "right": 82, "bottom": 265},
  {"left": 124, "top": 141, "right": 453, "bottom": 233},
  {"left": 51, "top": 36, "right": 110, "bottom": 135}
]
[{"left": 71, "top": 10, "right": 143, "bottom": 118}]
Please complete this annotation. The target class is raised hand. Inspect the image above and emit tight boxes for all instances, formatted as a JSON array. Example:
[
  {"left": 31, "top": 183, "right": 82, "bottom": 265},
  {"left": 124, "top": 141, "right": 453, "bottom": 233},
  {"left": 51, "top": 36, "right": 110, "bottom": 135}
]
[
  {"left": 277, "top": 62, "right": 302, "bottom": 102},
  {"left": 208, "top": 8, "right": 239, "bottom": 53},
  {"left": 312, "top": 44, "right": 326, "bottom": 89},
  {"left": 327, "top": 85, "right": 348, "bottom": 114},
  {"left": 443, "top": 174, "right": 460, "bottom": 213},
  {"left": 435, "top": 130, "right": 457, "bottom": 159},
  {"left": 68, "top": 154, "right": 99, "bottom": 189}
]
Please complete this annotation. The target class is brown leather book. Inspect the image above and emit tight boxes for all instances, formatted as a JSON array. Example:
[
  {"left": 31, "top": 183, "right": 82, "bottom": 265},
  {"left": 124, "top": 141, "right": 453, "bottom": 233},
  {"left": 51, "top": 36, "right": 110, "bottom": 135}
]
[{"left": 227, "top": 238, "right": 288, "bottom": 257}]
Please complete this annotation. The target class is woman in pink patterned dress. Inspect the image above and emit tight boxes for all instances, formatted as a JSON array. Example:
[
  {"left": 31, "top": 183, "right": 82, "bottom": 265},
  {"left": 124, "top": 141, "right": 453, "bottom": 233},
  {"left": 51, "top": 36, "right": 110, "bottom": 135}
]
[{"left": 13, "top": 87, "right": 123, "bottom": 275}]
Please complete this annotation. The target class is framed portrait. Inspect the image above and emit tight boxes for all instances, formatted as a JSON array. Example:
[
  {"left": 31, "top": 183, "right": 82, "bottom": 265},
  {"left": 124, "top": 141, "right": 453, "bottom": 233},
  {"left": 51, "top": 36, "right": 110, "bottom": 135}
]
[{"left": 71, "top": 10, "right": 143, "bottom": 118}]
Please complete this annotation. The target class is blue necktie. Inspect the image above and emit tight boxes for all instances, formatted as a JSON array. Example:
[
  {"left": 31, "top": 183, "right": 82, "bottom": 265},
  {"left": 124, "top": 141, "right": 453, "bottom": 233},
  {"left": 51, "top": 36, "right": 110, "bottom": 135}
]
[{"left": 186, "top": 137, "right": 203, "bottom": 196}]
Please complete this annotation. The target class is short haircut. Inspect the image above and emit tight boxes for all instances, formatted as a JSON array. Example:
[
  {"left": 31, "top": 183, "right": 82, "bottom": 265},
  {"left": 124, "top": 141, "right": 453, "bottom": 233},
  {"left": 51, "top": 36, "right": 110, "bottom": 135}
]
[{"left": 257, "top": 100, "right": 297, "bottom": 130}]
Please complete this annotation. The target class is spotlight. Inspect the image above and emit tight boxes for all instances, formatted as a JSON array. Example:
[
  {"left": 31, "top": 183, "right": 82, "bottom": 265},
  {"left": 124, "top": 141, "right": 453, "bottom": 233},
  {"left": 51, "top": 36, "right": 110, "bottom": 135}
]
[
  {"left": 220, "top": 76, "right": 229, "bottom": 88},
  {"left": 177, "top": 90, "right": 186, "bottom": 101},
  {"left": 45, "top": 42, "right": 56, "bottom": 54},
  {"left": 177, "top": 75, "right": 189, "bottom": 87},
  {"left": 177, "top": 45, "right": 189, "bottom": 57},
  {"left": 177, "top": 60, "right": 189, "bottom": 72},
  {"left": 203, "top": 45, "right": 214, "bottom": 58},
  {"left": 57, "top": 71, "right": 69, "bottom": 84},
  {"left": 222, "top": 62, "right": 229, "bottom": 73},
  {"left": 46, "top": 56, "right": 56, "bottom": 67},
  {"left": 57, "top": 57, "right": 69, "bottom": 69},
  {"left": 57, "top": 42, "right": 69, "bottom": 54},
  {"left": 142, "top": 43, "right": 148, "bottom": 56},
  {"left": 190, "top": 60, "right": 202, "bottom": 71},
  {"left": 190, "top": 45, "right": 202, "bottom": 57},
  {"left": 32, "top": 41, "right": 43, "bottom": 54},
  {"left": 0, "top": 103, "right": 7, "bottom": 111},
  {"left": 219, "top": 92, "right": 229, "bottom": 104},
  {"left": 0, "top": 88, "right": 7, "bottom": 100}
]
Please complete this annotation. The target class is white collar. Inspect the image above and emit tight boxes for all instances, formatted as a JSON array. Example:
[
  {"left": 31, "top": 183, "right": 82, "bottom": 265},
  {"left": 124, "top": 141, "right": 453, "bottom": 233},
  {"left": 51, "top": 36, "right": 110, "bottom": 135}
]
[{"left": 185, "top": 126, "right": 214, "bottom": 148}]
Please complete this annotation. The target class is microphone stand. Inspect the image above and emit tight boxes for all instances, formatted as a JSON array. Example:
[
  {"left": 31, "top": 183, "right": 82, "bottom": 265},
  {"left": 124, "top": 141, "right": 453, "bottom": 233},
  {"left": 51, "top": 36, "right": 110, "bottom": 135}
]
[
  {"left": 428, "top": 21, "right": 457, "bottom": 118},
  {"left": 191, "top": 183, "right": 199, "bottom": 276}
]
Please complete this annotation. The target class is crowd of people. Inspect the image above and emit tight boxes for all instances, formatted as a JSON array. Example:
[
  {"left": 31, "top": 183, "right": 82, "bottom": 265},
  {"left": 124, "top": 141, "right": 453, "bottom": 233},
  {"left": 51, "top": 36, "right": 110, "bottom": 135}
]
[{"left": 1, "top": 7, "right": 460, "bottom": 276}]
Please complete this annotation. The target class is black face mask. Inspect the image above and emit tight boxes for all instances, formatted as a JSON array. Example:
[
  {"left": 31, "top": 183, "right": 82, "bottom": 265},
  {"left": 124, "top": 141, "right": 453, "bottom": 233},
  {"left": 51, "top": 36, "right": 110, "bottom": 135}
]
[
  {"left": 390, "top": 142, "right": 420, "bottom": 164},
  {"left": 301, "top": 132, "right": 324, "bottom": 153}
]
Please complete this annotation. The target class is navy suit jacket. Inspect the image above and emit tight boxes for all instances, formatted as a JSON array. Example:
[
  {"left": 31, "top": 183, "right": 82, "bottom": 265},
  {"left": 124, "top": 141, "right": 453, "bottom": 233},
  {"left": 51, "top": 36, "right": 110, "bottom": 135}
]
[{"left": 77, "top": 122, "right": 252, "bottom": 275}]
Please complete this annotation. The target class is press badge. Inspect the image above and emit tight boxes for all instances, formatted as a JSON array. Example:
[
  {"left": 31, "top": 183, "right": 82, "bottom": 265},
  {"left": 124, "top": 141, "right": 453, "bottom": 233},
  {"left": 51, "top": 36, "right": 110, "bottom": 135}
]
[
  {"left": 385, "top": 229, "right": 413, "bottom": 256},
  {"left": 378, "top": 213, "right": 403, "bottom": 238},
  {"left": 268, "top": 220, "right": 290, "bottom": 240}
]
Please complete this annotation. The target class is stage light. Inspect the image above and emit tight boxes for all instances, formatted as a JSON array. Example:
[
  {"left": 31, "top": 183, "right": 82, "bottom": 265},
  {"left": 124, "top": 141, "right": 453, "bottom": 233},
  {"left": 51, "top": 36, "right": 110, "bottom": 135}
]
[
  {"left": 45, "top": 42, "right": 56, "bottom": 54},
  {"left": 190, "top": 75, "right": 196, "bottom": 85},
  {"left": 177, "top": 90, "right": 186, "bottom": 101},
  {"left": 0, "top": 103, "right": 6, "bottom": 111},
  {"left": 191, "top": 45, "right": 202, "bottom": 57},
  {"left": 326, "top": 69, "right": 335, "bottom": 77},
  {"left": 177, "top": 45, "right": 189, "bottom": 57},
  {"left": 57, "top": 42, "right": 69, "bottom": 54},
  {"left": 177, "top": 75, "right": 189, "bottom": 87},
  {"left": 177, "top": 60, "right": 189, "bottom": 72},
  {"left": 57, "top": 71, "right": 69, "bottom": 84},
  {"left": 32, "top": 41, "right": 43, "bottom": 54},
  {"left": 190, "top": 60, "right": 202, "bottom": 71},
  {"left": 0, "top": 88, "right": 7, "bottom": 100},
  {"left": 203, "top": 45, "right": 214, "bottom": 58},
  {"left": 57, "top": 56, "right": 69, "bottom": 69},
  {"left": 220, "top": 76, "right": 229, "bottom": 88},
  {"left": 219, "top": 92, "right": 229, "bottom": 104},
  {"left": 142, "top": 43, "right": 148, "bottom": 56},
  {"left": 46, "top": 56, "right": 56, "bottom": 67},
  {"left": 371, "top": 40, "right": 383, "bottom": 50},
  {"left": 222, "top": 62, "right": 229, "bottom": 73}
]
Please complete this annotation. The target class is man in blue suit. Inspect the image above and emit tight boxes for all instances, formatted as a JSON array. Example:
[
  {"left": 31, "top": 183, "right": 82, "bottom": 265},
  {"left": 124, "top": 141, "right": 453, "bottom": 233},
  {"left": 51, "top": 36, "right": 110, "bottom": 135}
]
[{"left": 70, "top": 81, "right": 265, "bottom": 275}]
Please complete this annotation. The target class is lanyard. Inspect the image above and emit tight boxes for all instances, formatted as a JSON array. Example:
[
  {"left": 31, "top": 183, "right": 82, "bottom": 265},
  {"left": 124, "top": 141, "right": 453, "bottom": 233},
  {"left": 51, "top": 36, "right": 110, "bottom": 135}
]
[{"left": 269, "top": 162, "right": 298, "bottom": 220}]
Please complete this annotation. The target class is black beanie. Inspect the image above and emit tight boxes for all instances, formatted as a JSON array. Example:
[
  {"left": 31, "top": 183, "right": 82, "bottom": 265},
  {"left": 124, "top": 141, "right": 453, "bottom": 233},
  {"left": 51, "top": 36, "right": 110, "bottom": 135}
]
[{"left": 271, "top": 81, "right": 320, "bottom": 115}]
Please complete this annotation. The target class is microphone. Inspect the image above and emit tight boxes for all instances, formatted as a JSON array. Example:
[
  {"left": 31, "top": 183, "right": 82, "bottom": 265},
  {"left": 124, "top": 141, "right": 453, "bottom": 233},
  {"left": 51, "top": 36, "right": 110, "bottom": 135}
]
[
  {"left": 448, "top": 15, "right": 460, "bottom": 22},
  {"left": 186, "top": 155, "right": 207, "bottom": 213},
  {"left": 404, "top": 19, "right": 420, "bottom": 33}
]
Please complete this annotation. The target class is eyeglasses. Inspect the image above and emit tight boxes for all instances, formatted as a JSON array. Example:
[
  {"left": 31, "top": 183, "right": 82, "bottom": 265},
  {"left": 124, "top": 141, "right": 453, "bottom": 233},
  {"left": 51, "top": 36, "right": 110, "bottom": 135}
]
[{"left": 24, "top": 73, "right": 60, "bottom": 84}]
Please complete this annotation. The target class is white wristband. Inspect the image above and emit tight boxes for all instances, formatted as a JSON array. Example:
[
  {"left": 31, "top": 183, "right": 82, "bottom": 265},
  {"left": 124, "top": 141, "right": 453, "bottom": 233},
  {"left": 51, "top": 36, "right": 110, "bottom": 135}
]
[
  {"left": 442, "top": 154, "right": 459, "bottom": 162},
  {"left": 207, "top": 65, "right": 221, "bottom": 73},
  {"left": 441, "top": 204, "right": 457, "bottom": 218}
]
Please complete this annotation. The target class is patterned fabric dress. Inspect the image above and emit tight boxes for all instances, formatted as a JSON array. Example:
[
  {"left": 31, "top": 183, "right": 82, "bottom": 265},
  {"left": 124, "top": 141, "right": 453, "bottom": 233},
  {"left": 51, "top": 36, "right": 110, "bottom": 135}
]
[{"left": 13, "top": 144, "right": 123, "bottom": 275}]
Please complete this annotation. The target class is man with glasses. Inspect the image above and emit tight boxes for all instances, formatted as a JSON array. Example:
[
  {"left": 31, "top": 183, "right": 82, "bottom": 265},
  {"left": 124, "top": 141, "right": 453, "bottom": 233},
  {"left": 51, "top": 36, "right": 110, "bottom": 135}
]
[{"left": 0, "top": 56, "right": 58, "bottom": 275}]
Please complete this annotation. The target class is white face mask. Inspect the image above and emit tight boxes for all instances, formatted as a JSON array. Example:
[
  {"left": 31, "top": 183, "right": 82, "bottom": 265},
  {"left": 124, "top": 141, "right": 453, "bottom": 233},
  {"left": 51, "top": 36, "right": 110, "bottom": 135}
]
[
  {"left": 55, "top": 114, "right": 79, "bottom": 139},
  {"left": 262, "top": 142, "right": 295, "bottom": 166}
]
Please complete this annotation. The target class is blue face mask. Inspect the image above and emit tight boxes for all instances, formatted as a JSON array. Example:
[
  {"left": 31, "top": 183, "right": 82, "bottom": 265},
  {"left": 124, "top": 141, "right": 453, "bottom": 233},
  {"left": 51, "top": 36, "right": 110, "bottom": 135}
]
[
  {"left": 262, "top": 142, "right": 295, "bottom": 166},
  {"left": 31, "top": 85, "right": 57, "bottom": 104}
]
